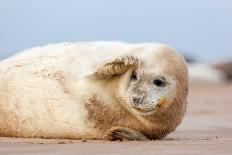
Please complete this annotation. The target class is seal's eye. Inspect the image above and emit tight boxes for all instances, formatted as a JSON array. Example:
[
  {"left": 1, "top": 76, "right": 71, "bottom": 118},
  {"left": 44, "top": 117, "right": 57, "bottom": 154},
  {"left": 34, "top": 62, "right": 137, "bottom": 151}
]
[
  {"left": 131, "top": 71, "right": 138, "bottom": 81},
  {"left": 153, "top": 78, "right": 165, "bottom": 87}
]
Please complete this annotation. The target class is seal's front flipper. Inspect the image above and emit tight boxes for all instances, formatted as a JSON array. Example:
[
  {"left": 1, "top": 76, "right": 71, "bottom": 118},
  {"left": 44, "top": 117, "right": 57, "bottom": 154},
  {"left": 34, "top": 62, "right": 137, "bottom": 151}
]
[
  {"left": 107, "top": 126, "right": 149, "bottom": 141},
  {"left": 92, "top": 55, "right": 139, "bottom": 79}
]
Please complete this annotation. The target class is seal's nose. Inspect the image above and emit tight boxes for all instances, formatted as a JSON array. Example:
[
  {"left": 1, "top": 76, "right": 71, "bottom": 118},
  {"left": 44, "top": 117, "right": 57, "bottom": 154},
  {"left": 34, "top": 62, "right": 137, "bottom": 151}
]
[{"left": 132, "top": 95, "right": 143, "bottom": 105}]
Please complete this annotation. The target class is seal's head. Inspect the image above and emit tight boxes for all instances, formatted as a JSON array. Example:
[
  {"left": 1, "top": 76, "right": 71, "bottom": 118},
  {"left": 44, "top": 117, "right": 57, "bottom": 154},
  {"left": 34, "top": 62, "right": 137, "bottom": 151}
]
[
  {"left": 118, "top": 44, "right": 189, "bottom": 116},
  {"left": 126, "top": 69, "right": 176, "bottom": 115}
]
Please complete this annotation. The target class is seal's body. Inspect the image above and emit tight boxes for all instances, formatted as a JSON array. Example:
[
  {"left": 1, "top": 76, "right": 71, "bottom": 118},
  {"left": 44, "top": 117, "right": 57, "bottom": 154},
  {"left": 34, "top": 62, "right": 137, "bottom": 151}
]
[{"left": 0, "top": 42, "right": 188, "bottom": 140}]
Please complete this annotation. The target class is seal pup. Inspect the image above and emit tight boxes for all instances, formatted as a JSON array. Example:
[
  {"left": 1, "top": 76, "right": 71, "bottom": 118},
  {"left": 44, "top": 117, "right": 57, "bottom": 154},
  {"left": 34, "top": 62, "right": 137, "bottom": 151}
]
[{"left": 0, "top": 42, "right": 188, "bottom": 140}]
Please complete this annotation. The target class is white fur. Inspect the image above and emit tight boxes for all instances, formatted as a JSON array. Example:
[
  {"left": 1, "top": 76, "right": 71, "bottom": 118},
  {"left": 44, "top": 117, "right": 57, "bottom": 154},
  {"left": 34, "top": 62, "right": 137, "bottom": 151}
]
[{"left": 0, "top": 41, "right": 171, "bottom": 138}]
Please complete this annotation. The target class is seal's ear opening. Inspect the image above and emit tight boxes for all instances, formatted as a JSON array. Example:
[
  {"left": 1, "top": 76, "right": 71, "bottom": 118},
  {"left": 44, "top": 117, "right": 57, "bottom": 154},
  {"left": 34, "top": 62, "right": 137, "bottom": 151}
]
[{"left": 88, "top": 55, "right": 140, "bottom": 80}]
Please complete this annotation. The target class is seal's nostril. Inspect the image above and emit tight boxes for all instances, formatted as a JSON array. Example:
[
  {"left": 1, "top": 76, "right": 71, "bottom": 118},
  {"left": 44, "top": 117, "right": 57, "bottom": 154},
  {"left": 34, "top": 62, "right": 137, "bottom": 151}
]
[{"left": 132, "top": 96, "right": 143, "bottom": 104}]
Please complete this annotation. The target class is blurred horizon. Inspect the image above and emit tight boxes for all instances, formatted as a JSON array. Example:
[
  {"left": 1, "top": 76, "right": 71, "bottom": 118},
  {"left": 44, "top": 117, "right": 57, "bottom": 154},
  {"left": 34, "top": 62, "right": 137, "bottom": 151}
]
[{"left": 0, "top": 0, "right": 232, "bottom": 62}]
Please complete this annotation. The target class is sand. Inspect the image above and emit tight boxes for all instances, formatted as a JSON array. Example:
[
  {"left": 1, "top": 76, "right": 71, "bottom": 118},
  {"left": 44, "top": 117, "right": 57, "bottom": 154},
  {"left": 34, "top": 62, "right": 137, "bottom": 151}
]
[{"left": 0, "top": 82, "right": 232, "bottom": 155}]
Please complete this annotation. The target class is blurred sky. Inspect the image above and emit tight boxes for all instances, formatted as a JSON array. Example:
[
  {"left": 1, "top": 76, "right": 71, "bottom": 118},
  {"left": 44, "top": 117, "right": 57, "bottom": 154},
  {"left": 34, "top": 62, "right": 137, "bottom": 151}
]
[{"left": 0, "top": 0, "right": 232, "bottom": 62}]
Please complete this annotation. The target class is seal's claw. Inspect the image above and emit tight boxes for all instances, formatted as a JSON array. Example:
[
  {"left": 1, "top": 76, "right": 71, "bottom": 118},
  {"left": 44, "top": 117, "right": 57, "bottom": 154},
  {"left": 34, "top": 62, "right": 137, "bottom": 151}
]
[
  {"left": 107, "top": 126, "right": 149, "bottom": 141},
  {"left": 112, "top": 55, "right": 139, "bottom": 67},
  {"left": 94, "top": 55, "right": 139, "bottom": 79}
]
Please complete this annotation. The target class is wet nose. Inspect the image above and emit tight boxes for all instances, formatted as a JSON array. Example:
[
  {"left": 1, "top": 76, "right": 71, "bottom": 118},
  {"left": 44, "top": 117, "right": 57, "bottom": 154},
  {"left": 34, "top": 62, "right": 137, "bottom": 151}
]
[{"left": 132, "top": 95, "right": 143, "bottom": 105}]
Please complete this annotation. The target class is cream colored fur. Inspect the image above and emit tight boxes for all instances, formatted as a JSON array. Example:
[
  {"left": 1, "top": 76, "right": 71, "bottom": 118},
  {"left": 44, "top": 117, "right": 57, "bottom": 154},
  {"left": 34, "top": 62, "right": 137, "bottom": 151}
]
[{"left": 0, "top": 42, "right": 188, "bottom": 140}]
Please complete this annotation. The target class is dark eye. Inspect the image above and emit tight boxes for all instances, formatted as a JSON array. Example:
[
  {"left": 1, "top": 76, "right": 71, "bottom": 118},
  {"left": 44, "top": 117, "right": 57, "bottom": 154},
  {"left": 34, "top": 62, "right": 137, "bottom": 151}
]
[
  {"left": 153, "top": 78, "right": 165, "bottom": 87},
  {"left": 131, "top": 71, "right": 138, "bottom": 81}
]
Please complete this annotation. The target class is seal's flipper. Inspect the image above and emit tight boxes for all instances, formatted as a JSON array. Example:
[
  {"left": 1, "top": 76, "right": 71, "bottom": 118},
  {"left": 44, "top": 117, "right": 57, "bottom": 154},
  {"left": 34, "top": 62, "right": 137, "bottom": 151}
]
[
  {"left": 92, "top": 55, "right": 139, "bottom": 79},
  {"left": 107, "top": 126, "right": 149, "bottom": 141}
]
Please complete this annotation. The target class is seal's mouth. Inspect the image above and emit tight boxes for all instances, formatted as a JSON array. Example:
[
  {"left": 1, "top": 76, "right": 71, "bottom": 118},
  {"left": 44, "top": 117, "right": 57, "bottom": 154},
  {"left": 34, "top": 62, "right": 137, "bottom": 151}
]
[
  {"left": 132, "top": 106, "right": 155, "bottom": 113},
  {"left": 131, "top": 97, "right": 167, "bottom": 114},
  {"left": 131, "top": 106, "right": 156, "bottom": 115}
]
